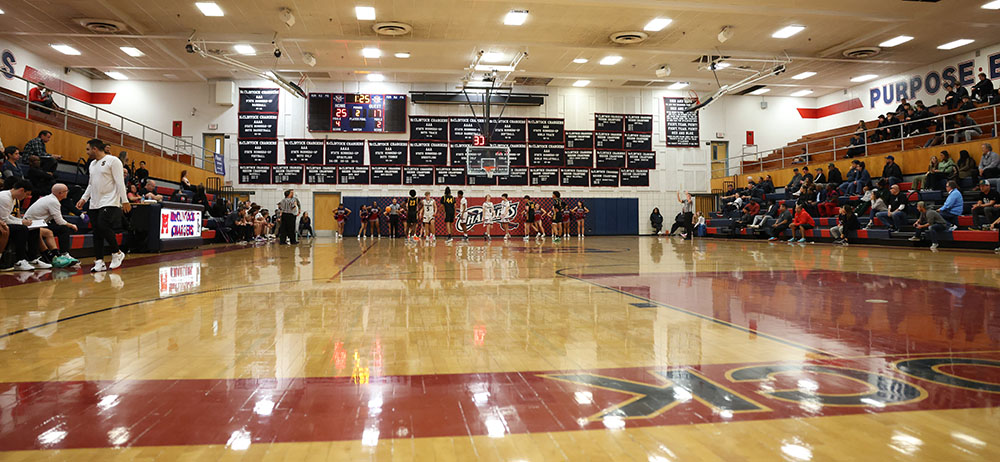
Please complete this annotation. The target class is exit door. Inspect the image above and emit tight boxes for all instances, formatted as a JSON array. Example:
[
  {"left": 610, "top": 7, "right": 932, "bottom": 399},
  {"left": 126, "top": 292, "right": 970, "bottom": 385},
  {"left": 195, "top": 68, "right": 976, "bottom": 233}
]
[
  {"left": 313, "top": 192, "right": 342, "bottom": 236},
  {"left": 203, "top": 133, "right": 225, "bottom": 172},
  {"left": 711, "top": 141, "right": 729, "bottom": 179}
]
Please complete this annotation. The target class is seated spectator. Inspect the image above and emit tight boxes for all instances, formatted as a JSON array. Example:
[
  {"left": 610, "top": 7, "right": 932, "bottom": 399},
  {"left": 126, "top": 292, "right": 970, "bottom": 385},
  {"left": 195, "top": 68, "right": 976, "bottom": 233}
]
[
  {"left": 127, "top": 184, "right": 142, "bottom": 203},
  {"left": 179, "top": 170, "right": 193, "bottom": 191},
  {"left": 813, "top": 167, "right": 826, "bottom": 185},
  {"left": 650, "top": 208, "right": 663, "bottom": 235},
  {"left": 801, "top": 166, "right": 814, "bottom": 184},
  {"left": 667, "top": 211, "right": 688, "bottom": 236},
  {"left": 880, "top": 155, "right": 903, "bottom": 186},
  {"left": 864, "top": 192, "right": 888, "bottom": 229},
  {"left": 210, "top": 197, "right": 228, "bottom": 218},
  {"left": 2, "top": 146, "right": 24, "bottom": 183},
  {"left": 847, "top": 161, "right": 870, "bottom": 195},
  {"left": 855, "top": 185, "right": 876, "bottom": 215},
  {"left": 750, "top": 201, "right": 780, "bottom": 229},
  {"left": 134, "top": 161, "right": 149, "bottom": 186},
  {"left": 766, "top": 203, "right": 793, "bottom": 241},
  {"left": 875, "top": 184, "right": 908, "bottom": 232},
  {"left": 143, "top": 180, "right": 164, "bottom": 202},
  {"left": 944, "top": 81, "right": 967, "bottom": 110},
  {"left": 760, "top": 175, "right": 775, "bottom": 194},
  {"left": 856, "top": 120, "right": 867, "bottom": 133},
  {"left": 971, "top": 180, "right": 1000, "bottom": 230},
  {"left": 20, "top": 130, "right": 61, "bottom": 173},
  {"left": 949, "top": 113, "right": 982, "bottom": 144},
  {"left": 25, "top": 155, "right": 54, "bottom": 199},
  {"left": 735, "top": 199, "right": 760, "bottom": 228},
  {"left": 955, "top": 149, "right": 979, "bottom": 188},
  {"left": 938, "top": 180, "right": 963, "bottom": 229},
  {"left": 972, "top": 73, "right": 994, "bottom": 103},
  {"left": 169, "top": 189, "right": 188, "bottom": 203},
  {"left": 785, "top": 168, "right": 803, "bottom": 199},
  {"left": 792, "top": 147, "right": 808, "bottom": 164},
  {"left": 844, "top": 132, "right": 865, "bottom": 159},
  {"left": 895, "top": 98, "right": 909, "bottom": 115},
  {"left": 883, "top": 113, "right": 903, "bottom": 140},
  {"left": 979, "top": 143, "right": 1000, "bottom": 179},
  {"left": 827, "top": 163, "right": 843, "bottom": 185},
  {"left": 910, "top": 201, "right": 950, "bottom": 251},
  {"left": 224, "top": 209, "right": 254, "bottom": 243},
  {"left": 23, "top": 183, "right": 80, "bottom": 266},
  {"left": 299, "top": 212, "right": 315, "bottom": 238},
  {"left": 28, "top": 83, "right": 59, "bottom": 114},
  {"left": 921, "top": 155, "right": 943, "bottom": 191},
  {"left": 787, "top": 204, "right": 816, "bottom": 243},
  {"left": 0, "top": 180, "right": 46, "bottom": 271},
  {"left": 830, "top": 204, "right": 860, "bottom": 246},
  {"left": 818, "top": 184, "right": 840, "bottom": 217},
  {"left": 62, "top": 185, "right": 84, "bottom": 216},
  {"left": 192, "top": 185, "right": 211, "bottom": 210},
  {"left": 838, "top": 160, "right": 859, "bottom": 194}
]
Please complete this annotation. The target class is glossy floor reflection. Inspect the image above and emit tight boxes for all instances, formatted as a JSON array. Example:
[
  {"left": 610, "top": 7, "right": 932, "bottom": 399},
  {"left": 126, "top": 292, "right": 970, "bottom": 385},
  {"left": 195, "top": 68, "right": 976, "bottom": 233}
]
[{"left": 0, "top": 236, "right": 999, "bottom": 460}]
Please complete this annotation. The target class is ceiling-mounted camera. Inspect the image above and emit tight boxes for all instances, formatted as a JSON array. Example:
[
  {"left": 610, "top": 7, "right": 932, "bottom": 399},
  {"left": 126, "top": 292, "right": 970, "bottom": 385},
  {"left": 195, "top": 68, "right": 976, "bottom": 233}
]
[{"left": 185, "top": 43, "right": 195, "bottom": 53}]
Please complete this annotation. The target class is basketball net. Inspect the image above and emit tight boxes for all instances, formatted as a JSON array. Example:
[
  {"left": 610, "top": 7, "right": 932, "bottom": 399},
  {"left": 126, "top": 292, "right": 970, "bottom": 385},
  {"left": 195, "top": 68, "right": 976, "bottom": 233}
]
[{"left": 483, "top": 165, "right": 496, "bottom": 178}]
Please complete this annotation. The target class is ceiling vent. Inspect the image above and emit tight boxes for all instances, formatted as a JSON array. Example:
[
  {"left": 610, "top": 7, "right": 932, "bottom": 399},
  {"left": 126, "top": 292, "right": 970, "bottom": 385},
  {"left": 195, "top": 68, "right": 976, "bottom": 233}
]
[
  {"left": 74, "top": 18, "right": 128, "bottom": 33},
  {"left": 842, "top": 47, "right": 881, "bottom": 59},
  {"left": 373, "top": 22, "right": 412, "bottom": 36},
  {"left": 610, "top": 31, "right": 648, "bottom": 44},
  {"left": 513, "top": 76, "right": 553, "bottom": 86}
]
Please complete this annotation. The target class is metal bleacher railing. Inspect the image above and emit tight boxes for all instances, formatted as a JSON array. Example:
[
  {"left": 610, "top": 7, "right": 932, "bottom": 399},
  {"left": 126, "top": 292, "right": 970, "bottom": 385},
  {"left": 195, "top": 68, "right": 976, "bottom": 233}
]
[
  {"left": 2, "top": 73, "right": 219, "bottom": 172},
  {"left": 714, "top": 101, "right": 1000, "bottom": 179}
]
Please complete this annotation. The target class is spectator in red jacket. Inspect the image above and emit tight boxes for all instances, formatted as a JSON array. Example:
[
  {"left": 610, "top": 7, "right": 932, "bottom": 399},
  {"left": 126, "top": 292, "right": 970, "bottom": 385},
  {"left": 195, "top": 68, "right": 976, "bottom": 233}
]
[
  {"left": 788, "top": 204, "right": 815, "bottom": 243},
  {"left": 28, "top": 83, "right": 59, "bottom": 114},
  {"left": 736, "top": 200, "right": 760, "bottom": 228},
  {"left": 818, "top": 184, "right": 840, "bottom": 217}
]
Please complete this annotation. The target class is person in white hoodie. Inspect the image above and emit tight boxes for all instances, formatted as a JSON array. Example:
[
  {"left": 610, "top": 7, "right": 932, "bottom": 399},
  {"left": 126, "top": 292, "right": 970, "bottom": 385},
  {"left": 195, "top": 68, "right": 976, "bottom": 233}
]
[
  {"left": 76, "top": 139, "right": 130, "bottom": 272},
  {"left": 0, "top": 179, "right": 47, "bottom": 271}
]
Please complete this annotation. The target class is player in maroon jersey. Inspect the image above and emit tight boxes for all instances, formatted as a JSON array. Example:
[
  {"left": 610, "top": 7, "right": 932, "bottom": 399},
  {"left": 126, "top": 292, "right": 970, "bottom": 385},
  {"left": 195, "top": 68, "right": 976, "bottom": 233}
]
[
  {"left": 333, "top": 204, "right": 351, "bottom": 239},
  {"left": 571, "top": 201, "right": 590, "bottom": 237},
  {"left": 358, "top": 205, "right": 370, "bottom": 239},
  {"left": 368, "top": 201, "right": 381, "bottom": 238}
]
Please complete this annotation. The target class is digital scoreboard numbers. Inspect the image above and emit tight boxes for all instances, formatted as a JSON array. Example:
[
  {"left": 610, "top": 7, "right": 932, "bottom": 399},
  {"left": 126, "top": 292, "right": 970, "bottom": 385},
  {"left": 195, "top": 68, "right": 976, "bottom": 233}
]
[{"left": 308, "top": 93, "right": 406, "bottom": 133}]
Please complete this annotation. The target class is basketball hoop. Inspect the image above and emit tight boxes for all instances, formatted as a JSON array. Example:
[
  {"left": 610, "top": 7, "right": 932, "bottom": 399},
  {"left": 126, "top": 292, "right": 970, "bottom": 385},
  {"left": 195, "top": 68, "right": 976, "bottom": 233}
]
[
  {"left": 483, "top": 165, "right": 496, "bottom": 178},
  {"left": 687, "top": 89, "right": 701, "bottom": 106}
]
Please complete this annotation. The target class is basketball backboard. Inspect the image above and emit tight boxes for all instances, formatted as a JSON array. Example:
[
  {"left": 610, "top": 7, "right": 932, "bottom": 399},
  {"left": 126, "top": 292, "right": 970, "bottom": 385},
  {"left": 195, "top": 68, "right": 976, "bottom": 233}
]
[{"left": 466, "top": 146, "right": 511, "bottom": 177}]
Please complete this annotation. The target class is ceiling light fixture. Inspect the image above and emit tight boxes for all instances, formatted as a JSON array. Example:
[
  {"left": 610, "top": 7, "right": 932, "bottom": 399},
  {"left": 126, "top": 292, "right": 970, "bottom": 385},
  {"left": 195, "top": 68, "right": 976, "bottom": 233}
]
[
  {"left": 772, "top": 25, "right": 805, "bottom": 39},
  {"left": 104, "top": 71, "right": 128, "bottom": 81},
  {"left": 667, "top": 82, "right": 689, "bottom": 90},
  {"left": 120, "top": 46, "right": 144, "bottom": 57},
  {"left": 362, "top": 47, "right": 382, "bottom": 58},
  {"left": 714, "top": 62, "right": 731, "bottom": 69},
  {"left": 982, "top": 1, "right": 1000, "bottom": 9},
  {"left": 355, "top": 6, "right": 376, "bottom": 20},
  {"left": 475, "top": 64, "right": 515, "bottom": 72},
  {"left": 0, "top": 8, "right": 5, "bottom": 14},
  {"left": 50, "top": 44, "right": 81, "bottom": 55},
  {"left": 643, "top": 18, "right": 673, "bottom": 32},
  {"left": 195, "top": 2, "right": 224, "bottom": 17},
  {"left": 233, "top": 44, "right": 256, "bottom": 55},
  {"left": 937, "top": 39, "right": 974, "bottom": 50},
  {"left": 572, "top": 58, "right": 588, "bottom": 64},
  {"left": 367, "top": 73, "right": 385, "bottom": 82},
  {"left": 750, "top": 88, "right": 770, "bottom": 95},
  {"left": 599, "top": 55, "right": 622, "bottom": 66},
  {"left": 572, "top": 80, "right": 590, "bottom": 87},
  {"left": 879, "top": 35, "right": 914, "bottom": 48},
  {"left": 791, "top": 71, "right": 816, "bottom": 80},
  {"left": 504, "top": 9, "right": 529, "bottom": 26},
  {"left": 791, "top": 89, "right": 813, "bottom": 97},
  {"left": 481, "top": 52, "right": 506, "bottom": 63},
  {"left": 851, "top": 74, "right": 878, "bottom": 83},
  {"left": 394, "top": 52, "right": 411, "bottom": 59}
]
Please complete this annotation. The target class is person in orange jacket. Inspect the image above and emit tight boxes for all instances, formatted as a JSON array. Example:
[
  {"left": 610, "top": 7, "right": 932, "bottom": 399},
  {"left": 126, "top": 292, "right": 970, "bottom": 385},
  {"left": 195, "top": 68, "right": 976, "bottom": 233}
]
[{"left": 788, "top": 203, "right": 816, "bottom": 243}]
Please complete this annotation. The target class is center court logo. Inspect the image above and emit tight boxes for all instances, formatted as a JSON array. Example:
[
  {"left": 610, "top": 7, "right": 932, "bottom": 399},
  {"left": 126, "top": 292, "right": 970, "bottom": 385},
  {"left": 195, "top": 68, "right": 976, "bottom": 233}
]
[{"left": 456, "top": 202, "right": 521, "bottom": 233}]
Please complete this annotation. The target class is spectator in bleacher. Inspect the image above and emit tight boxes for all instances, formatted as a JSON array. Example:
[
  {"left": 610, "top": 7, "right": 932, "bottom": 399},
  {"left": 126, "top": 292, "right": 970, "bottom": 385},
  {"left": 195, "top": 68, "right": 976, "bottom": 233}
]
[
  {"left": 937, "top": 151, "right": 958, "bottom": 189},
  {"left": 871, "top": 115, "right": 888, "bottom": 142},
  {"left": 134, "top": 161, "right": 149, "bottom": 186},
  {"left": 910, "top": 201, "right": 950, "bottom": 250},
  {"left": 801, "top": 166, "right": 814, "bottom": 184},
  {"left": 649, "top": 208, "right": 663, "bottom": 235},
  {"left": 846, "top": 133, "right": 865, "bottom": 158},
  {"left": 192, "top": 185, "right": 211, "bottom": 210},
  {"left": 0, "top": 180, "right": 46, "bottom": 271},
  {"left": 179, "top": 170, "right": 193, "bottom": 191},
  {"left": 880, "top": 155, "right": 903, "bottom": 186},
  {"left": 938, "top": 180, "right": 963, "bottom": 230},
  {"left": 760, "top": 175, "right": 775, "bottom": 194},
  {"left": 847, "top": 161, "right": 871, "bottom": 195},
  {"left": 875, "top": 184, "right": 909, "bottom": 232},
  {"left": 28, "top": 83, "right": 59, "bottom": 114},
  {"left": 958, "top": 95, "right": 975, "bottom": 112},
  {"left": 813, "top": 167, "right": 826, "bottom": 185},
  {"left": 169, "top": 189, "right": 187, "bottom": 203},
  {"left": 956, "top": 149, "right": 979, "bottom": 188},
  {"left": 979, "top": 143, "right": 1000, "bottom": 179},
  {"left": 972, "top": 73, "right": 994, "bottom": 103},
  {"left": 23, "top": 183, "right": 80, "bottom": 266},
  {"left": 864, "top": 189, "right": 888, "bottom": 229},
  {"left": 944, "top": 82, "right": 967, "bottom": 110},
  {"left": 922, "top": 155, "right": 944, "bottom": 191},
  {"left": 788, "top": 204, "right": 815, "bottom": 243},
  {"left": 749, "top": 201, "right": 780, "bottom": 230},
  {"left": 838, "top": 161, "right": 858, "bottom": 194},
  {"left": 971, "top": 180, "right": 1000, "bottom": 230},
  {"left": 142, "top": 180, "right": 163, "bottom": 202},
  {"left": 895, "top": 98, "right": 909, "bottom": 115},
  {"left": 856, "top": 120, "right": 868, "bottom": 133},
  {"left": 25, "top": 155, "right": 54, "bottom": 199},
  {"left": 126, "top": 184, "right": 141, "bottom": 204},
  {"left": 77, "top": 139, "right": 130, "bottom": 272},
  {"left": 21, "top": 131, "right": 61, "bottom": 173},
  {"left": 830, "top": 204, "right": 860, "bottom": 246},
  {"left": 792, "top": 147, "right": 808, "bottom": 164},
  {"left": 883, "top": 113, "right": 903, "bottom": 140},
  {"left": 735, "top": 199, "right": 760, "bottom": 229},
  {"left": 827, "top": 164, "right": 843, "bottom": 185},
  {"left": 949, "top": 113, "right": 982, "bottom": 144},
  {"left": 766, "top": 203, "right": 793, "bottom": 241},
  {"left": 785, "top": 168, "right": 803, "bottom": 199},
  {"left": 818, "top": 184, "right": 840, "bottom": 217},
  {"left": 210, "top": 197, "right": 227, "bottom": 218},
  {"left": 299, "top": 212, "right": 314, "bottom": 238},
  {"left": 2, "top": 146, "right": 24, "bottom": 183},
  {"left": 800, "top": 180, "right": 821, "bottom": 217}
]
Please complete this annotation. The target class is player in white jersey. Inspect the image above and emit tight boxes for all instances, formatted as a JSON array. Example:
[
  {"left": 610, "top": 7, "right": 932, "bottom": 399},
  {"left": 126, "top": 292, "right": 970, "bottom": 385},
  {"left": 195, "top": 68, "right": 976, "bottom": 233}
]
[
  {"left": 482, "top": 194, "right": 495, "bottom": 240},
  {"left": 458, "top": 190, "right": 469, "bottom": 240},
  {"left": 499, "top": 193, "right": 512, "bottom": 239},
  {"left": 420, "top": 191, "right": 437, "bottom": 240}
]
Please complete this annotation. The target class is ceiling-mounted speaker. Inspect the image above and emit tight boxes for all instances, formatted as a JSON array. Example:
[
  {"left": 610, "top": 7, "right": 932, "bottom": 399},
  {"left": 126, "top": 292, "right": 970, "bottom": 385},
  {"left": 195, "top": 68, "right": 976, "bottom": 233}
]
[
  {"left": 610, "top": 31, "right": 649, "bottom": 44},
  {"left": 215, "top": 81, "right": 236, "bottom": 106},
  {"left": 718, "top": 26, "right": 734, "bottom": 43},
  {"left": 373, "top": 22, "right": 413, "bottom": 36}
]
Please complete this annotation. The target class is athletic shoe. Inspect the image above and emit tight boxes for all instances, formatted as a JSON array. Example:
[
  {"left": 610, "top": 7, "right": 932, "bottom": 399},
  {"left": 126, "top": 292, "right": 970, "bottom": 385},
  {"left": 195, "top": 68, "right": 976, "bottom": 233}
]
[
  {"left": 0, "top": 264, "right": 14, "bottom": 272},
  {"left": 930, "top": 243, "right": 939, "bottom": 250},
  {"left": 797, "top": 238, "right": 807, "bottom": 243},
  {"left": 680, "top": 233, "right": 688, "bottom": 239},
  {"left": 994, "top": 246, "right": 999, "bottom": 253},
  {"left": 29, "top": 258, "right": 52, "bottom": 269},
  {"left": 446, "top": 238, "right": 453, "bottom": 243},
  {"left": 91, "top": 260, "right": 107, "bottom": 273},
  {"left": 767, "top": 237, "right": 777, "bottom": 241},
  {"left": 946, "top": 225, "right": 957, "bottom": 232},
  {"left": 110, "top": 251, "right": 126, "bottom": 270},
  {"left": 908, "top": 236, "right": 921, "bottom": 242},
  {"left": 787, "top": 238, "right": 796, "bottom": 242},
  {"left": 840, "top": 241, "right": 849, "bottom": 246},
  {"left": 51, "top": 255, "right": 74, "bottom": 268},
  {"left": 553, "top": 237, "right": 561, "bottom": 242},
  {"left": 523, "top": 236, "right": 529, "bottom": 241},
  {"left": 10, "top": 260, "right": 34, "bottom": 271}
]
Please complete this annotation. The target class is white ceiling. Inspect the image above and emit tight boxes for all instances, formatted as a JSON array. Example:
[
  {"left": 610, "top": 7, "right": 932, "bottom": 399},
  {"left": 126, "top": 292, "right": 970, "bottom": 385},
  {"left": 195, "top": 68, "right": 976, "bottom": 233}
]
[{"left": 0, "top": 0, "right": 998, "bottom": 97}]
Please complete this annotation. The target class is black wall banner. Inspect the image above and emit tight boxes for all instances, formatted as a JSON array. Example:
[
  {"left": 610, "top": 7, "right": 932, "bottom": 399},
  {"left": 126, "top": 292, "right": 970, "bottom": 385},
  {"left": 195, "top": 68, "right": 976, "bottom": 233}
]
[
  {"left": 239, "top": 88, "right": 280, "bottom": 113},
  {"left": 565, "top": 131, "right": 595, "bottom": 150},
  {"left": 627, "top": 151, "right": 656, "bottom": 169},
  {"left": 237, "top": 113, "right": 278, "bottom": 138},
  {"left": 371, "top": 166, "right": 403, "bottom": 185},
  {"left": 338, "top": 166, "right": 370, "bottom": 185},
  {"left": 305, "top": 165, "right": 338, "bottom": 184},
  {"left": 594, "top": 113, "right": 624, "bottom": 132},
  {"left": 565, "top": 150, "right": 594, "bottom": 168},
  {"left": 527, "top": 119, "right": 565, "bottom": 143},
  {"left": 530, "top": 168, "right": 560, "bottom": 186},
  {"left": 621, "top": 169, "right": 650, "bottom": 186},
  {"left": 284, "top": 139, "right": 324, "bottom": 165},
  {"left": 435, "top": 167, "right": 466, "bottom": 186},
  {"left": 403, "top": 166, "right": 435, "bottom": 185},
  {"left": 560, "top": 168, "right": 589, "bottom": 187},
  {"left": 449, "top": 117, "right": 485, "bottom": 142},
  {"left": 238, "top": 139, "right": 278, "bottom": 164},
  {"left": 368, "top": 140, "right": 408, "bottom": 165},
  {"left": 494, "top": 143, "right": 528, "bottom": 166},
  {"left": 664, "top": 97, "right": 700, "bottom": 147},
  {"left": 625, "top": 114, "right": 654, "bottom": 133},
  {"left": 595, "top": 131, "right": 624, "bottom": 150},
  {"left": 624, "top": 132, "right": 653, "bottom": 151},
  {"left": 449, "top": 143, "right": 471, "bottom": 166},
  {"left": 272, "top": 165, "right": 304, "bottom": 184},
  {"left": 239, "top": 165, "right": 271, "bottom": 184},
  {"left": 591, "top": 169, "right": 620, "bottom": 187},
  {"left": 596, "top": 150, "right": 627, "bottom": 168},
  {"left": 409, "top": 116, "right": 449, "bottom": 141},
  {"left": 467, "top": 173, "right": 498, "bottom": 186},
  {"left": 410, "top": 142, "right": 449, "bottom": 166},
  {"left": 325, "top": 140, "right": 365, "bottom": 165},
  {"left": 528, "top": 144, "right": 565, "bottom": 167},
  {"left": 498, "top": 167, "right": 529, "bottom": 186},
  {"left": 489, "top": 118, "right": 527, "bottom": 142}
]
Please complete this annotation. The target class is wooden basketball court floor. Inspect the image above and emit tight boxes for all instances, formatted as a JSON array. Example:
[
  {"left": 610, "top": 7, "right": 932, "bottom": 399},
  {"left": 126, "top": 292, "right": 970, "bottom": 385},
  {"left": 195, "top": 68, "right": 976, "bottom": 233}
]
[{"left": 1, "top": 236, "right": 999, "bottom": 461}]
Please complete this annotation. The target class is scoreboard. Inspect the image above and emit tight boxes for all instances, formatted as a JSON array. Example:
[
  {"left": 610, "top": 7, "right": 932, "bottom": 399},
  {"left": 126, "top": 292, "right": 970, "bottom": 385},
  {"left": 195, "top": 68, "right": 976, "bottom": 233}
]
[{"left": 308, "top": 93, "right": 406, "bottom": 133}]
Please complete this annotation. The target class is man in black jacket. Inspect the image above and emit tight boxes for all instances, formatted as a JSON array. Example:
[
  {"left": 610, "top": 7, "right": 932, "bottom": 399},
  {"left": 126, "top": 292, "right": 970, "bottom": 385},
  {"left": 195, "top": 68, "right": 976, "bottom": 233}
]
[
  {"left": 884, "top": 113, "right": 903, "bottom": 140},
  {"left": 881, "top": 155, "right": 903, "bottom": 186},
  {"left": 875, "top": 184, "right": 909, "bottom": 232},
  {"left": 973, "top": 73, "right": 995, "bottom": 104},
  {"left": 785, "top": 168, "right": 803, "bottom": 199},
  {"left": 827, "top": 164, "right": 843, "bottom": 185},
  {"left": 766, "top": 204, "right": 793, "bottom": 241},
  {"left": 813, "top": 167, "right": 826, "bottom": 185}
]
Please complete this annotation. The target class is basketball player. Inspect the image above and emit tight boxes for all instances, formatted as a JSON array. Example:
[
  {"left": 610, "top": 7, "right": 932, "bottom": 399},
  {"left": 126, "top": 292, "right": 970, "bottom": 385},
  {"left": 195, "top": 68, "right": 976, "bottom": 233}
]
[
  {"left": 405, "top": 190, "right": 420, "bottom": 241},
  {"left": 441, "top": 187, "right": 457, "bottom": 242},
  {"left": 420, "top": 191, "right": 437, "bottom": 240},
  {"left": 333, "top": 203, "right": 351, "bottom": 239},
  {"left": 572, "top": 201, "right": 590, "bottom": 237},
  {"left": 551, "top": 191, "right": 565, "bottom": 242},
  {"left": 521, "top": 195, "right": 535, "bottom": 241},
  {"left": 368, "top": 201, "right": 381, "bottom": 238},
  {"left": 561, "top": 202, "right": 572, "bottom": 239},
  {"left": 458, "top": 190, "right": 469, "bottom": 241},
  {"left": 358, "top": 205, "right": 369, "bottom": 239},
  {"left": 482, "top": 194, "right": 495, "bottom": 240},
  {"left": 499, "top": 193, "right": 512, "bottom": 239}
]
